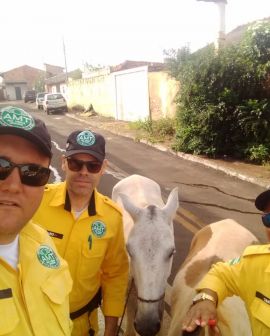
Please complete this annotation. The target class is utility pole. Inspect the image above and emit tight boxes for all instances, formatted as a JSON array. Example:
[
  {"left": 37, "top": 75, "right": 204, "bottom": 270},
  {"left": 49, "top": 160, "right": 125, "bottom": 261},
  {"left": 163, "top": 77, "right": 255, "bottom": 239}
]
[
  {"left": 196, "top": 0, "right": 227, "bottom": 50},
  {"left": 62, "top": 37, "right": 68, "bottom": 84}
]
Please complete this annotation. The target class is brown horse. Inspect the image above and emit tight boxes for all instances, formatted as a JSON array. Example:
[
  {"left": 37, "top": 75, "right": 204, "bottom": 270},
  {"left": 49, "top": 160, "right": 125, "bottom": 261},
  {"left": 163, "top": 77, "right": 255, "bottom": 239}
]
[{"left": 168, "top": 219, "right": 257, "bottom": 336}]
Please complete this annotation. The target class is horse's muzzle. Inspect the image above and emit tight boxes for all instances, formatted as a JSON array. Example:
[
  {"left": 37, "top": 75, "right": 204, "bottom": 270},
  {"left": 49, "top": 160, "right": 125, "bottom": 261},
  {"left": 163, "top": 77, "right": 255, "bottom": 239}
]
[{"left": 134, "top": 317, "right": 161, "bottom": 336}]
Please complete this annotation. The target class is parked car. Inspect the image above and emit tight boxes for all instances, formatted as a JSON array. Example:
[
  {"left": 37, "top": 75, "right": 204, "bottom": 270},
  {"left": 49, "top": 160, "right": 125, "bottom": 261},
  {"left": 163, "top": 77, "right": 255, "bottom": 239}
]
[
  {"left": 43, "top": 93, "right": 68, "bottom": 114},
  {"left": 24, "top": 90, "right": 36, "bottom": 103},
  {"left": 36, "top": 92, "right": 47, "bottom": 110}
]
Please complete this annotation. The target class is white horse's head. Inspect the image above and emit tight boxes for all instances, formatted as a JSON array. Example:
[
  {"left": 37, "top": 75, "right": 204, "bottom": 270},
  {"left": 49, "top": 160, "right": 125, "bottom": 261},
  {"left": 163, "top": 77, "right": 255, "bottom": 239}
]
[{"left": 119, "top": 187, "right": 179, "bottom": 336}]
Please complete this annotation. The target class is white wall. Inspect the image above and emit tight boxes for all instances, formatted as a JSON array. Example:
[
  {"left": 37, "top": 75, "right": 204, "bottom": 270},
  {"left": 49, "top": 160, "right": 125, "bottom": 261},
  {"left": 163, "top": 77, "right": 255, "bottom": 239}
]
[{"left": 5, "top": 84, "right": 27, "bottom": 100}]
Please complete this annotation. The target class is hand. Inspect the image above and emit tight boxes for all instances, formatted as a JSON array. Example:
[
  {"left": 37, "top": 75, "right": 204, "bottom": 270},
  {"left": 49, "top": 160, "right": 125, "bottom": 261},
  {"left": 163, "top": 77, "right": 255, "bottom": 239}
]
[{"left": 182, "top": 301, "right": 220, "bottom": 334}]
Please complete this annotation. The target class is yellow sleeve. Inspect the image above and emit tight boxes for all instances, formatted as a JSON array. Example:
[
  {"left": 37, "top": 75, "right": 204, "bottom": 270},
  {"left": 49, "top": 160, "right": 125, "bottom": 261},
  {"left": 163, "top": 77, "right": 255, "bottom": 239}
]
[
  {"left": 197, "top": 257, "right": 245, "bottom": 304},
  {"left": 100, "top": 213, "right": 129, "bottom": 316}
]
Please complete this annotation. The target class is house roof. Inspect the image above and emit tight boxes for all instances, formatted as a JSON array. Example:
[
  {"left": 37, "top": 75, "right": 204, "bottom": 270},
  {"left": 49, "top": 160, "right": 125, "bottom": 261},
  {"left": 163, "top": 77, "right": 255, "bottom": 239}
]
[
  {"left": 1, "top": 65, "right": 44, "bottom": 81},
  {"left": 44, "top": 63, "right": 64, "bottom": 78},
  {"left": 110, "top": 60, "right": 165, "bottom": 73},
  {"left": 225, "top": 16, "right": 270, "bottom": 45},
  {"left": 45, "top": 69, "right": 82, "bottom": 85},
  {"left": 45, "top": 73, "right": 67, "bottom": 85},
  {"left": 1, "top": 65, "right": 45, "bottom": 88}
]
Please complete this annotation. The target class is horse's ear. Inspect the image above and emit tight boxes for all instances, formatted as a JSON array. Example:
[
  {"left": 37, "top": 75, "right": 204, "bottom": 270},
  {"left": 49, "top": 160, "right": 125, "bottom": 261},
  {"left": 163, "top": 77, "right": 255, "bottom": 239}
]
[
  {"left": 118, "top": 193, "right": 141, "bottom": 221},
  {"left": 162, "top": 187, "right": 179, "bottom": 221}
]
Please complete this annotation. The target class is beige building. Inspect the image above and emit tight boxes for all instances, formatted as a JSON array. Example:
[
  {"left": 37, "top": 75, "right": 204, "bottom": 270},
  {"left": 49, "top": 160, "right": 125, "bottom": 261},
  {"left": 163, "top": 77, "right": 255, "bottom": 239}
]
[{"left": 67, "top": 61, "right": 179, "bottom": 121}]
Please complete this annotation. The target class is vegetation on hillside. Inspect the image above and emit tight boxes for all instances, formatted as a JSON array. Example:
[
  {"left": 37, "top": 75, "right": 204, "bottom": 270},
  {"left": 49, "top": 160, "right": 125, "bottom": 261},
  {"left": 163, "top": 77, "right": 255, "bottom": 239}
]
[{"left": 165, "top": 20, "right": 270, "bottom": 163}]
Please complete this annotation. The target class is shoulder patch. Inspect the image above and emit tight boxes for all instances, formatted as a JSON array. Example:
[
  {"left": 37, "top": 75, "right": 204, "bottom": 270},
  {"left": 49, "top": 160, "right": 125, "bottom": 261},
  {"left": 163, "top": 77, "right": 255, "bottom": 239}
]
[
  {"left": 37, "top": 245, "right": 60, "bottom": 268},
  {"left": 243, "top": 244, "right": 270, "bottom": 257}
]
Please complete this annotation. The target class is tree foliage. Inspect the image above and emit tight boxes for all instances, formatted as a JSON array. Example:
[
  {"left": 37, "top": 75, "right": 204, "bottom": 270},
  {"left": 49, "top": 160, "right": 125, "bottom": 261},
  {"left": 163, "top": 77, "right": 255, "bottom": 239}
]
[
  {"left": 165, "top": 21, "right": 270, "bottom": 163},
  {"left": 34, "top": 74, "right": 45, "bottom": 92}
]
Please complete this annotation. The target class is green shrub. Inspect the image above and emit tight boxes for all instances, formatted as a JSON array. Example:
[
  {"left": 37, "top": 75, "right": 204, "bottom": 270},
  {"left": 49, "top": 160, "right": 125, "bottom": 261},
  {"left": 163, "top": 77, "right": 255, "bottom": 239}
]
[
  {"left": 166, "top": 20, "right": 270, "bottom": 163},
  {"left": 129, "top": 118, "right": 176, "bottom": 142},
  {"left": 246, "top": 144, "right": 270, "bottom": 163}
]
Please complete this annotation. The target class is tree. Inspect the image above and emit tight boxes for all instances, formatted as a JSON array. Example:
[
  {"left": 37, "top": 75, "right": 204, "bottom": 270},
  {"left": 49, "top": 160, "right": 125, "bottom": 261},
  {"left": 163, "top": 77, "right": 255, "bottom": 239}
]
[
  {"left": 34, "top": 74, "right": 45, "bottom": 92},
  {"left": 165, "top": 20, "right": 270, "bottom": 163}
]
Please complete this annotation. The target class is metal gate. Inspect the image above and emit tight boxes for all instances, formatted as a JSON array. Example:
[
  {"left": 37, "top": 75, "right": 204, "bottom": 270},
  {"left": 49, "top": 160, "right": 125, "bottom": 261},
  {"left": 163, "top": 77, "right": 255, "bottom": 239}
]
[{"left": 114, "top": 66, "right": 149, "bottom": 121}]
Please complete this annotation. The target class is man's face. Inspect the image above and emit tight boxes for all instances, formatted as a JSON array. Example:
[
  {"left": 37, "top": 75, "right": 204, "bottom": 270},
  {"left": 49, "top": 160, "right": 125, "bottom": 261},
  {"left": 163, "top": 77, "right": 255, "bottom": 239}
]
[
  {"left": 62, "top": 153, "right": 107, "bottom": 197},
  {"left": 0, "top": 134, "right": 50, "bottom": 243}
]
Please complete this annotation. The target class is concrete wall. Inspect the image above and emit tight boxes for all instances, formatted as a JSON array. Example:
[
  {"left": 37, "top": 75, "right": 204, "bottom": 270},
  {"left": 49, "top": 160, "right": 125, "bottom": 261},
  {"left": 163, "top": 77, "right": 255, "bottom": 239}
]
[
  {"left": 148, "top": 72, "right": 179, "bottom": 120},
  {"left": 5, "top": 83, "right": 27, "bottom": 100},
  {"left": 0, "top": 87, "right": 7, "bottom": 101},
  {"left": 67, "top": 75, "right": 116, "bottom": 118},
  {"left": 67, "top": 70, "right": 179, "bottom": 121}
]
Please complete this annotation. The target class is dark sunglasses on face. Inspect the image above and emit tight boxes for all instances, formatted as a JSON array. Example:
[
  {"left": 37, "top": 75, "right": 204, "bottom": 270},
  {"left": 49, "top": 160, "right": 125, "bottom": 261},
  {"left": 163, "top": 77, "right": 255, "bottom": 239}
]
[
  {"left": 66, "top": 157, "right": 102, "bottom": 174},
  {"left": 262, "top": 213, "right": 270, "bottom": 228},
  {"left": 0, "top": 157, "right": 51, "bottom": 187}
]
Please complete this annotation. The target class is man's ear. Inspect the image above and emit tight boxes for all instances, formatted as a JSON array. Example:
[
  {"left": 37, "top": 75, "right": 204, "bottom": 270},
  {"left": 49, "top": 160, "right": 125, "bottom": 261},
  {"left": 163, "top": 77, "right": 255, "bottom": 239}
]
[
  {"left": 101, "top": 159, "right": 108, "bottom": 175},
  {"left": 61, "top": 155, "right": 66, "bottom": 172}
]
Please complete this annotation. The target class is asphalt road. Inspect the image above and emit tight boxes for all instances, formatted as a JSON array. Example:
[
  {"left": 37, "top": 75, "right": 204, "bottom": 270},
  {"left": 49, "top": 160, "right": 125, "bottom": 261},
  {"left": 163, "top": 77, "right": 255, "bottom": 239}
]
[
  {"left": 2, "top": 101, "right": 267, "bottom": 268},
  {"left": 1, "top": 101, "right": 268, "bottom": 333}
]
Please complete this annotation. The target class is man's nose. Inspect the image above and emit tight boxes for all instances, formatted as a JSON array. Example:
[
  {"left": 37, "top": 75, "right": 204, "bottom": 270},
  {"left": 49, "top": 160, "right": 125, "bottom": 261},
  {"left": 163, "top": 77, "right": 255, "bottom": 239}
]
[{"left": 79, "top": 163, "right": 89, "bottom": 174}]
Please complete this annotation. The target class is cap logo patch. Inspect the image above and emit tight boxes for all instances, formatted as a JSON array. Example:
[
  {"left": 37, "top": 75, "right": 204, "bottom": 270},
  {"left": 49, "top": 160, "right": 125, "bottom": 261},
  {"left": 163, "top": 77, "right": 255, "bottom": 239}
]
[
  {"left": 91, "top": 220, "right": 106, "bottom": 238},
  {"left": 76, "top": 131, "right": 95, "bottom": 146},
  {"left": 37, "top": 245, "right": 60, "bottom": 268},
  {"left": 0, "top": 107, "right": 35, "bottom": 130}
]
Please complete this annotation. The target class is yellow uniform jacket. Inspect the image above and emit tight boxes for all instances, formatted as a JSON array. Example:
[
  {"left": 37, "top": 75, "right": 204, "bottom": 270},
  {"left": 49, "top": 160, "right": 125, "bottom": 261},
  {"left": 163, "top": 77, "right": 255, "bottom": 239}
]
[
  {"left": 0, "top": 221, "right": 72, "bottom": 335},
  {"left": 198, "top": 244, "right": 270, "bottom": 335},
  {"left": 33, "top": 182, "right": 129, "bottom": 329}
]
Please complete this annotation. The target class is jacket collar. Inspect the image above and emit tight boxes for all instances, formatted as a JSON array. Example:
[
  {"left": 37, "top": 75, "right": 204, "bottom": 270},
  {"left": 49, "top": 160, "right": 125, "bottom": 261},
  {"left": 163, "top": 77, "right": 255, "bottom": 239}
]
[
  {"left": 49, "top": 182, "right": 103, "bottom": 216},
  {"left": 64, "top": 189, "right": 96, "bottom": 216}
]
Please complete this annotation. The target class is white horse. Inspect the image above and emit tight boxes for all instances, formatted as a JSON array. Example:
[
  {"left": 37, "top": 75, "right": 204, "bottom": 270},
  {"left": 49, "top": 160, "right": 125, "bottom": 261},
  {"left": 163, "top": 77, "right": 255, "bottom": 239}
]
[
  {"left": 112, "top": 174, "right": 179, "bottom": 336},
  {"left": 168, "top": 219, "right": 258, "bottom": 336}
]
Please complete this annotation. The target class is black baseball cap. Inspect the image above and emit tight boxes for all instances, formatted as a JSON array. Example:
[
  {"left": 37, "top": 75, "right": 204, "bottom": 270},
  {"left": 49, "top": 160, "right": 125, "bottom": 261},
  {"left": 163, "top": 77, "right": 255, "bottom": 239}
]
[
  {"left": 255, "top": 190, "right": 270, "bottom": 212},
  {"left": 65, "top": 130, "right": 105, "bottom": 162},
  {"left": 0, "top": 106, "right": 52, "bottom": 158}
]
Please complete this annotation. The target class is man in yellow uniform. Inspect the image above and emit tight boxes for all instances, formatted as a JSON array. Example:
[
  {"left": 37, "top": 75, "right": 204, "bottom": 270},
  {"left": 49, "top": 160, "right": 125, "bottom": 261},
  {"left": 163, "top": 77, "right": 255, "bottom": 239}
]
[
  {"left": 182, "top": 244, "right": 270, "bottom": 335},
  {"left": 33, "top": 129, "right": 129, "bottom": 336},
  {"left": 0, "top": 106, "right": 72, "bottom": 335}
]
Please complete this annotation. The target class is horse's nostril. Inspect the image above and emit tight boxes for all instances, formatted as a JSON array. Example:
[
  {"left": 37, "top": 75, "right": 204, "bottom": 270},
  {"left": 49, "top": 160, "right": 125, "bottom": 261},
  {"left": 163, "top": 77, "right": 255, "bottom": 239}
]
[
  {"left": 155, "top": 321, "right": 161, "bottom": 333},
  {"left": 134, "top": 319, "right": 161, "bottom": 336}
]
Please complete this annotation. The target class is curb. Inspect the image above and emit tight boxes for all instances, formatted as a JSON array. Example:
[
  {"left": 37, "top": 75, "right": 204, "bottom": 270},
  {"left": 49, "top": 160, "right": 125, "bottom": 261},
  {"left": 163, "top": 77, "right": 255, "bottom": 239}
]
[{"left": 66, "top": 113, "right": 270, "bottom": 189}]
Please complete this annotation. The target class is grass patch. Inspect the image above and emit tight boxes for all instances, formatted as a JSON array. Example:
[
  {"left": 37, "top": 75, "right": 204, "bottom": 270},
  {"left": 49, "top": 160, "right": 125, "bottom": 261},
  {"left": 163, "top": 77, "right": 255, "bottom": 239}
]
[{"left": 129, "top": 118, "right": 176, "bottom": 143}]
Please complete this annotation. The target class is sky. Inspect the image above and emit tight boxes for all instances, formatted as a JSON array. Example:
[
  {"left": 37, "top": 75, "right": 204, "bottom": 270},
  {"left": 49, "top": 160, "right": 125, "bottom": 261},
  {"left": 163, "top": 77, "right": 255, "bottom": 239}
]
[{"left": 0, "top": 0, "right": 270, "bottom": 73}]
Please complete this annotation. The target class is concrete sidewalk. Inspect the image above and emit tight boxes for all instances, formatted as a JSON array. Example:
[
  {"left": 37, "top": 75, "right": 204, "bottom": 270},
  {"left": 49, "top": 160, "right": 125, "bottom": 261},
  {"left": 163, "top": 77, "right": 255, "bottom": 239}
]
[{"left": 66, "top": 112, "right": 270, "bottom": 189}]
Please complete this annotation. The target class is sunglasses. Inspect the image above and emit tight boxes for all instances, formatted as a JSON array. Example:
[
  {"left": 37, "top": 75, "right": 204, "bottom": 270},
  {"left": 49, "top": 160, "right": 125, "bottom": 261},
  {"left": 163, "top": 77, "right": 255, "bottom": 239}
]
[
  {"left": 0, "top": 157, "right": 51, "bottom": 187},
  {"left": 262, "top": 213, "right": 270, "bottom": 228},
  {"left": 66, "top": 157, "right": 102, "bottom": 174}
]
